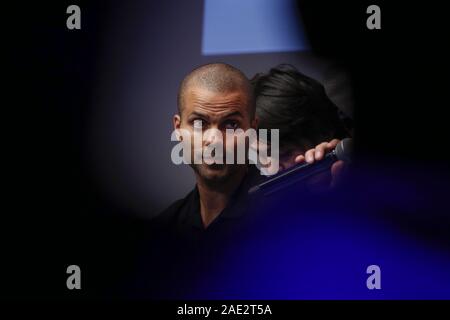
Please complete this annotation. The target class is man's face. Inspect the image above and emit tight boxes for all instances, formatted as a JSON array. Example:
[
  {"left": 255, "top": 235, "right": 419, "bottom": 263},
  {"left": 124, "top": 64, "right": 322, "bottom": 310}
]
[{"left": 174, "top": 87, "right": 257, "bottom": 185}]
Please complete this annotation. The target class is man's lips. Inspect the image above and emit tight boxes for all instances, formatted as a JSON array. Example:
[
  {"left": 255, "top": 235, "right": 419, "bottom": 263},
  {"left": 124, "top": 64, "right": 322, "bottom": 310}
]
[{"left": 204, "top": 162, "right": 226, "bottom": 170}]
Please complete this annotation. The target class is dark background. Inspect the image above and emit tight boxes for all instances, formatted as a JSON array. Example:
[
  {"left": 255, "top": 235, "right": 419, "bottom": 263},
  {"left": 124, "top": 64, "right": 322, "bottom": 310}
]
[{"left": 4, "top": 0, "right": 450, "bottom": 299}]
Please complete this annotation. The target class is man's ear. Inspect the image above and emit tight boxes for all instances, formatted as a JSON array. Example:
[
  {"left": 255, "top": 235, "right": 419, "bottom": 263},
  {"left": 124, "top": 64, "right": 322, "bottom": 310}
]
[
  {"left": 173, "top": 114, "right": 182, "bottom": 141},
  {"left": 173, "top": 114, "right": 181, "bottom": 130}
]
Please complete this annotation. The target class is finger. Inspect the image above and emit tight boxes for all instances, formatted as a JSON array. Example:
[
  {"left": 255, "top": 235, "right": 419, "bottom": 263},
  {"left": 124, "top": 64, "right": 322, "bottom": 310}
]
[
  {"left": 305, "top": 149, "right": 315, "bottom": 164},
  {"left": 326, "top": 139, "right": 340, "bottom": 149},
  {"left": 314, "top": 142, "right": 329, "bottom": 161},
  {"left": 294, "top": 154, "right": 305, "bottom": 164},
  {"left": 330, "top": 160, "right": 345, "bottom": 188}
]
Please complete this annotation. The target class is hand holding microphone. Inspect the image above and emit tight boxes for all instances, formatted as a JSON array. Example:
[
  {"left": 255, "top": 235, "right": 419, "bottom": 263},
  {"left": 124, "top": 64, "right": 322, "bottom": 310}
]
[
  {"left": 249, "top": 138, "right": 353, "bottom": 195},
  {"left": 295, "top": 139, "right": 347, "bottom": 190}
]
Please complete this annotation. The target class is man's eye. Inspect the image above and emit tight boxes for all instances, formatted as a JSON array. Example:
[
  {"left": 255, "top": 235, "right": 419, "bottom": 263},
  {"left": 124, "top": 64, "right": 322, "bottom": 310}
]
[
  {"left": 192, "top": 119, "right": 205, "bottom": 128},
  {"left": 223, "top": 120, "right": 239, "bottom": 130}
]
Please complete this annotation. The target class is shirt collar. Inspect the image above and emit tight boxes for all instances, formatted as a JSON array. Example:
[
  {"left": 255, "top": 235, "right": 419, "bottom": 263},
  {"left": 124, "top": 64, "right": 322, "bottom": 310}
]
[{"left": 181, "top": 165, "right": 261, "bottom": 229}]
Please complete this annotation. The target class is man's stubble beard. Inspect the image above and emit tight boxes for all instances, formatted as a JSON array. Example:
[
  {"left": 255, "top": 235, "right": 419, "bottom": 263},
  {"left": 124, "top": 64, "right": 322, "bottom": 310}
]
[
  {"left": 190, "top": 162, "right": 246, "bottom": 190},
  {"left": 189, "top": 138, "right": 251, "bottom": 189}
]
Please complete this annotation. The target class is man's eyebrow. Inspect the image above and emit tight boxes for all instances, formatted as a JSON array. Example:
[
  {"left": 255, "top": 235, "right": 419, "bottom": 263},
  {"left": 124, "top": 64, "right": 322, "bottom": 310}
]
[
  {"left": 187, "top": 111, "right": 243, "bottom": 119},
  {"left": 222, "top": 111, "right": 243, "bottom": 119},
  {"left": 188, "top": 112, "right": 209, "bottom": 119}
]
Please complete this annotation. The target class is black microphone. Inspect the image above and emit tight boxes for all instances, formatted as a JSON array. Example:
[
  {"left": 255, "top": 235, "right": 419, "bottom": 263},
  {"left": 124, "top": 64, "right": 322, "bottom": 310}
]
[{"left": 248, "top": 138, "right": 353, "bottom": 196}]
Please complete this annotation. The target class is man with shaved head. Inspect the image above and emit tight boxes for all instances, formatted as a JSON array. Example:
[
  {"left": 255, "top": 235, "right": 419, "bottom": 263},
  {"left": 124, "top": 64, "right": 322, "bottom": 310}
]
[
  {"left": 176, "top": 63, "right": 256, "bottom": 190},
  {"left": 161, "top": 63, "right": 259, "bottom": 234}
]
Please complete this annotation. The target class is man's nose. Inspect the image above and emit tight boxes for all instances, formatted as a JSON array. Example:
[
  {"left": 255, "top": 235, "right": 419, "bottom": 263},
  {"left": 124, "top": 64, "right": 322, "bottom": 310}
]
[{"left": 203, "top": 127, "right": 222, "bottom": 146}]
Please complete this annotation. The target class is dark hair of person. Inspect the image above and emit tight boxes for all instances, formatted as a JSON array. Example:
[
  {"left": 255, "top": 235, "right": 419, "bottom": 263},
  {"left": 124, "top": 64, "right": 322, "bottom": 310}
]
[{"left": 251, "top": 64, "right": 351, "bottom": 154}]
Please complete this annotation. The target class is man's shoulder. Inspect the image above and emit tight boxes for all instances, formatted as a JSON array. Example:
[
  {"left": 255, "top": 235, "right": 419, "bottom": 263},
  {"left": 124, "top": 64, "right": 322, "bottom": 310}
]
[
  {"left": 151, "top": 189, "right": 194, "bottom": 227},
  {"left": 156, "top": 198, "right": 185, "bottom": 223}
]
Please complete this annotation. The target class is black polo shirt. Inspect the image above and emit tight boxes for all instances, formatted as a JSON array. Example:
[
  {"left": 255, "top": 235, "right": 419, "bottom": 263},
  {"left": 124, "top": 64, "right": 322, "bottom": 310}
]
[
  {"left": 132, "top": 166, "right": 317, "bottom": 298},
  {"left": 154, "top": 165, "right": 263, "bottom": 245}
]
